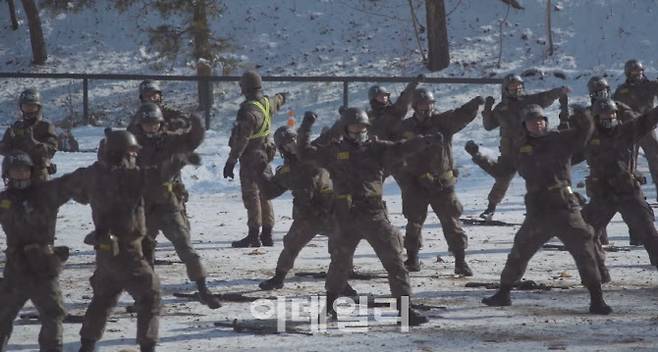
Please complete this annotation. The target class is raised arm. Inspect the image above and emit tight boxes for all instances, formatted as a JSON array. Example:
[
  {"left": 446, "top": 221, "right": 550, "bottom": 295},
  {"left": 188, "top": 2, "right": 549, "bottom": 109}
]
[
  {"left": 619, "top": 106, "right": 658, "bottom": 144},
  {"left": 483, "top": 103, "right": 502, "bottom": 131},
  {"left": 391, "top": 75, "right": 424, "bottom": 115},
  {"left": 434, "top": 96, "right": 484, "bottom": 135},
  {"left": 260, "top": 165, "right": 292, "bottom": 200},
  {"left": 164, "top": 113, "right": 205, "bottom": 154},
  {"left": 556, "top": 105, "right": 594, "bottom": 155},
  {"left": 525, "top": 86, "right": 569, "bottom": 108},
  {"left": 380, "top": 132, "right": 444, "bottom": 164},
  {"left": 297, "top": 112, "right": 335, "bottom": 167}
]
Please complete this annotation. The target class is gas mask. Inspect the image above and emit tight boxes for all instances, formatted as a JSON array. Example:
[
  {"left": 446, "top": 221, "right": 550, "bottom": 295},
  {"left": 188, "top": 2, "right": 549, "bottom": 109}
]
[
  {"left": 9, "top": 178, "right": 31, "bottom": 190},
  {"left": 590, "top": 89, "right": 610, "bottom": 101},
  {"left": 598, "top": 113, "right": 619, "bottom": 129},
  {"left": 347, "top": 130, "right": 368, "bottom": 144},
  {"left": 506, "top": 83, "right": 524, "bottom": 98}
]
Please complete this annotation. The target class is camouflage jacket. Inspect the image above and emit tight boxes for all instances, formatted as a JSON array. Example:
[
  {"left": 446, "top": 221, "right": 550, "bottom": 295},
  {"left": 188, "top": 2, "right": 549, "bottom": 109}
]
[
  {"left": 613, "top": 78, "right": 658, "bottom": 114},
  {"left": 0, "top": 118, "right": 58, "bottom": 179},
  {"left": 367, "top": 80, "right": 419, "bottom": 141}
]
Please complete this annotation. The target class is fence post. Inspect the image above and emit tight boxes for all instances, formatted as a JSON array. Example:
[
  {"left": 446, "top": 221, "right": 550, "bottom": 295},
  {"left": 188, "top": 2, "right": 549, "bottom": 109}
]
[
  {"left": 342, "top": 81, "right": 349, "bottom": 107},
  {"left": 82, "top": 78, "right": 89, "bottom": 125},
  {"left": 197, "top": 60, "right": 213, "bottom": 130}
]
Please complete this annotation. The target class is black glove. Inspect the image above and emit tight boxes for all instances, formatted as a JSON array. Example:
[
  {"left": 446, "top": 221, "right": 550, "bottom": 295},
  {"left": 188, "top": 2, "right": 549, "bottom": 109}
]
[
  {"left": 223, "top": 159, "right": 236, "bottom": 179},
  {"left": 278, "top": 92, "right": 289, "bottom": 104},
  {"left": 464, "top": 140, "right": 479, "bottom": 155},
  {"left": 302, "top": 111, "right": 317, "bottom": 127},
  {"left": 187, "top": 152, "right": 202, "bottom": 166},
  {"left": 485, "top": 96, "right": 495, "bottom": 111}
]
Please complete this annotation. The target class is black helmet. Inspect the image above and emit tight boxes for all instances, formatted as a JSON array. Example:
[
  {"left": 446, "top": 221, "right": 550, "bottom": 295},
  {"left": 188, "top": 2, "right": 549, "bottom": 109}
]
[
  {"left": 624, "top": 59, "right": 644, "bottom": 78},
  {"left": 368, "top": 85, "right": 390, "bottom": 101},
  {"left": 139, "top": 80, "right": 162, "bottom": 101},
  {"left": 587, "top": 76, "right": 610, "bottom": 97},
  {"left": 105, "top": 130, "right": 141, "bottom": 156},
  {"left": 239, "top": 70, "right": 262, "bottom": 91},
  {"left": 273, "top": 126, "right": 297, "bottom": 149},
  {"left": 502, "top": 74, "right": 524, "bottom": 98},
  {"left": 137, "top": 102, "right": 164, "bottom": 124},
  {"left": 522, "top": 104, "right": 547, "bottom": 123},
  {"left": 592, "top": 99, "right": 618, "bottom": 116},
  {"left": 340, "top": 107, "right": 371, "bottom": 127},
  {"left": 412, "top": 88, "right": 436, "bottom": 107},
  {"left": 2, "top": 151, "right": 34, "bottom": 179},
  {"left": 18, "top": 88, "right": 41, "bottom": 107}
]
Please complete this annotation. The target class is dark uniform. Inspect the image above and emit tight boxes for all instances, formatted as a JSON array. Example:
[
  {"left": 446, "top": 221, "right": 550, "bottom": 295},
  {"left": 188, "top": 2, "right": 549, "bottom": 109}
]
[
  {"left": 0, "top": 152, "right": 75, "bottom": 352},
  {"left": 258, "top": 127, "right": 338, "bottom": 291},
  {"left": 393, "top": 92, "right": 483, "bottom": 274},
  {"left": 613, "top": 60, "right": 658, "bottom": 202},
  {"left": 133, "top": 103, "right": 220, "bottom": 309},
  {"left": 580, "top": 100, "right": 658, "bottom": 278},
  {"left": 0, "top": 88, "right": 58, "bottom": 182},
  {"left": 482, "top": 105, "right": 610, "bottom": 315},
  {"left": 298, "top": 109, "right": 440, "bottom": 325},
  {"left": 468, "top": 75, "right": 566, "bottom": 219},
  {"left": 224, "top": 70, "right": 286, "bottom": 247},
  {"left": 367, "top": 76, "right": 422, "bottom": 141},
  {"left": 75, "top": 131, "right": 160, "bottom": 352}
]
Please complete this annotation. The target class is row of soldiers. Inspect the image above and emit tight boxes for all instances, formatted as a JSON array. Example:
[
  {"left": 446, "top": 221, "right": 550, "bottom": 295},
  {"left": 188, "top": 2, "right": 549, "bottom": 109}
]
[{"left": 1, "top": 58, "right": 658, "bottom": 350}]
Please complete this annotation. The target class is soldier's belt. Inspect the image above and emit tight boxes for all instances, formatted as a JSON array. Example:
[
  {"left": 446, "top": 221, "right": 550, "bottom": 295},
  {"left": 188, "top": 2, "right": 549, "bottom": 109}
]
[{"left": 526, "top": 183, "right": 572, "bottom": 194}]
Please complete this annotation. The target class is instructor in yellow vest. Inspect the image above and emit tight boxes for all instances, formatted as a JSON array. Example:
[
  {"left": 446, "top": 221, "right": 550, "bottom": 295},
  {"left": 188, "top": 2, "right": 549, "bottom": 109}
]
[{"left": 224, "top": 70, "right": 287, "bottom": 247}]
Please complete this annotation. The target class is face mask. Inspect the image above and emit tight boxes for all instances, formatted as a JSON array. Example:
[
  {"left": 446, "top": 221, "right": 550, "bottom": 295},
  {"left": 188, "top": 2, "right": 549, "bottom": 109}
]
[
  {"left": 598, "top": 118, "right": 618, "bottom": 129},
  {"left": 22, "top": 111, "right": 40, "bottom": 122},
  {"left": 9, "top": 178, "right": 31, "bottom": 190},
  {"left": 347, "top": 130, "right": 368, "bottom": 143},
  {"left": 145, "top": 131, "right": 160, "bottom": 139},
  {"left": 590, "top": 89, "right": 609, "bottom": 101}
]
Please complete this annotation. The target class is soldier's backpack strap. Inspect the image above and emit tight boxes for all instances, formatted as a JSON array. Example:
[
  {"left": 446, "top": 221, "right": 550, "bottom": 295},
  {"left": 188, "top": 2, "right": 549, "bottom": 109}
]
[{"left": 247, "top": 97, "right": 272, "bottom": 140}]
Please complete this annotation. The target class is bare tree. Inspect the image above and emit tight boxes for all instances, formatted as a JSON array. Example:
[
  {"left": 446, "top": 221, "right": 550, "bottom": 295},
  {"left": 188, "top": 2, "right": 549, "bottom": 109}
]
[
  {"left": 425, "top": 0, "right": 450, "bottom": 71},
  {"left": 20, "top": 0, "right": 47, "bottom": 65},
  {"left": 7, "top": 0, "right": 19, "bottom": 30}
]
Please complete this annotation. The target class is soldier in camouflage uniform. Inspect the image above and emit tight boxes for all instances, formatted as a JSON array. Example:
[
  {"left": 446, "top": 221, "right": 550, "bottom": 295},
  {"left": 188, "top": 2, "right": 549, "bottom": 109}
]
[
  {"left": 465, "top": 75, "right": 569, "bottom": 220},
  {"left": 298, "top": 108, "right": 444, "bottom": 326},
  {"left": 75, "top": 131, "right": 160, "bottom": 352},
  {"left": 128, "top": 80, "right": 191, "bottom": 133},
  {"left": 0, "top": 88, "right": 58, "bottom": 182},
  {"left": 367, "top": 75, "right": 423, "bottom": 141},
  {"left": 134, "top": 103, "right": 221, "bottom": 309},
  {"left": 580, "top": 99, "right": 658, "bottom": 280},
  {"left": 393, "top": 89, "right": 484, "bottom": 274},
  {"left": 0, "top": 152, "right": 75, "bottom": 352},
  {"left": 224, "top": 70, "right": 286, "bottom": 248},
  {"left": 258, "top": 126, "right": 355, "bottom": 295},
  {"left": 482, "top": 104, "right": 610, "bottom": 315},
  {"left": 613, "top": 59, "right": 658, "bottom": 202}
]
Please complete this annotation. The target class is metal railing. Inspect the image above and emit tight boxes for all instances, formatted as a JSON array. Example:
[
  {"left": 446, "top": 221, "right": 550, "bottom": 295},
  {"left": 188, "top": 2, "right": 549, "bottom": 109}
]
[{"left": 0, "top": 72, "right": 503, "bottom": 128}]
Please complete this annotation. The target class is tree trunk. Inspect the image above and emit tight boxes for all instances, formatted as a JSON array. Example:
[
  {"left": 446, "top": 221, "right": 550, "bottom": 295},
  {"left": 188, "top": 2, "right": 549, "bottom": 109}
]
[
  {"left": 192, "top": 0, "right": 210, "bottom": 60},
  {"left": 20, "top": 0, "right": 47, "bottom": 65},
  {"left": 546, "top": 0, "right": 554, "bottom": 56},
  {"left": 8, "top": 0, "right": 19, "bottom": 30},
  {"left": 425, "top": 0, "right": 449, "bottom": 71}
]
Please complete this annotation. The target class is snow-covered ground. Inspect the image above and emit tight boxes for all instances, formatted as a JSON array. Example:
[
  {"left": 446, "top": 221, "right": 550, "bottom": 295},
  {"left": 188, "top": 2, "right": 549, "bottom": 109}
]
[{"left": 2, "top": 0, "right": 658, "bottom": 350}]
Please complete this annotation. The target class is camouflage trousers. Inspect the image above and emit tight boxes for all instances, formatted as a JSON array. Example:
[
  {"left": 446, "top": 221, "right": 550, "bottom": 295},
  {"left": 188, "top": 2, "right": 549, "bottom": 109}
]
[
  {"left": 638, "top": 130, "right": 658, "bottom": 201},
  {"left": 325, "top": 209, "right": 410, "bottom": 298},
  {"left": 499, "top": 206, "right": 601, "bottom": 289},
  {"left": 80, "top": 245, "right": 160, "bottom": 346},
  {"left": 142, "top": 205, "right": 207, "bottom": 281},
  {"left": 276, "top": 215, "right": 333, "bottom": 274},
  {"left": 0, "top": 264, "right": 65, "bottom": 352},
  {"left": 470, "top": 150, "right": 516, "bottom": 207},
  {"left": 400, "top": 182, "right": 467, "bottom": 253},
  {"left": 581, "top": 190, "right": 658, "bottom": 272},
  {"left": 240, "top": 163, "right": 275, "bottom": 229}
]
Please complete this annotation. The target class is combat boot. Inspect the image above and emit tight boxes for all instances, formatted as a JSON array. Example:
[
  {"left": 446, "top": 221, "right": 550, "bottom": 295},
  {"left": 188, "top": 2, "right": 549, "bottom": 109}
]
[
  {"left": 260, "top": 225, "right": 274, "bottom": 247},
  {"left": 259, "top": 269, "right": 286, "bottom": 290},
  {"left": 231, "top": 226, "right": 261, "bottom": 248},
  {"left": 79, "top": 339, "right": 96, "bottom": 352},
  {"left": 404, "top": 250, "right": 421, "bottom": 272},
  {"left": 324, "top": 292, "right": 338, "bottom": 320},
  {"left": 588, "top": 285, "right": 612, "bottom": 315},
  {"left": 479, "top": 204, "right": 496, "bottom": 222},
  {"left": 196, "top": 279, "right": 222, "bottom": 309},
  {"left": 397, "top": 297, "right": 428, "bottom": 326},
  {"left": 140, "top": 343, "right": 156, "bottom": 352},
  {"left": 482, "top": 286, "right": 512, "bottom": 306},
  {"left": 453, "top": 248, "right": 473, "bottom": 277}
]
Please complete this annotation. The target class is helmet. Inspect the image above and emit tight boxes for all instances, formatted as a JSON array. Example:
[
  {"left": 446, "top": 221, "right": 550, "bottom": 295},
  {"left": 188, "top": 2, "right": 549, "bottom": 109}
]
[
  {"left": 340, "top": 107, "right": 371, "bottom": 127},
  {"left": 239, "top": 70, "right": 262, "bottom": 91},
  {"left": 136, "top": 102, "right": 164, "bottom": 124},
  {"left": 273, "top": 126, "right": 297, "bottom": 149},
  {"left": 105, "top": 130, "right": 141, "bottom": 156},
  {"left": 139, "top": 80, "right": 162, "bottom": 101},
  {"left": 624, "top": 59, "right": 644, "bottom": 78},
  {"left": 592, "top": 99, "right": 618, "bottom": 116},
  {"left": 412, "top": 88, "right": 436, "bottom": 106},
  {"left": 18, "top": 88, "right": 41, "bottom": 107},
  {"left": 587, "top": 76, "right": 610, "bottom": 100},
  {"left": 2, "top": 151, "right": 34, "bottom": 179},
  {"left": 502, "top": 74, "right": 524, "bottom": 98},
  {"left": 368, "top": 85, "right": 390, "bottom": 101},
  {"left": 522, "top": 104, "right": 547, "bottom": 123}
]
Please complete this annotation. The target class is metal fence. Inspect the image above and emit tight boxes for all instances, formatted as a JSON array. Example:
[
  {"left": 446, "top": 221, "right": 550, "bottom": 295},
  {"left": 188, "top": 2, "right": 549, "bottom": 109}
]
[{"left": 0, "top": 72, "right": 503, "bottom": 128}]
